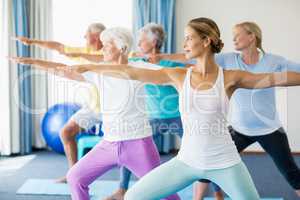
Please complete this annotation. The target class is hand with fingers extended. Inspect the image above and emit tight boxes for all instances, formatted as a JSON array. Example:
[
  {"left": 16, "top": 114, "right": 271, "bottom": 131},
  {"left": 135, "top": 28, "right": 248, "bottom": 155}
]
[
  {"left": 9, "top": 56, "right": 35, "bottom": 65},
  {"left": 7, "top": 57, "right": 85, "bottom": 81},
  {"left": 13, "top": 36, "right": 33, "bottom": 46},
  {"left": 8, "top": 56, "right": 68, "bottom": 69}
]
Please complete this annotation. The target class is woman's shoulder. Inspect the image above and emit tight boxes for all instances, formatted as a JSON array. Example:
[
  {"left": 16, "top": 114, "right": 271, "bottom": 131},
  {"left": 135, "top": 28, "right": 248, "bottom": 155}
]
[
  {"left": 216, "top": 52, "right": 239, "bottom": 59},
  {"left": 263, "top": 52, "right": 285, "bottom": 61},
  {"left": 165, "top": 66, "right": 188, "bottom": 74}
]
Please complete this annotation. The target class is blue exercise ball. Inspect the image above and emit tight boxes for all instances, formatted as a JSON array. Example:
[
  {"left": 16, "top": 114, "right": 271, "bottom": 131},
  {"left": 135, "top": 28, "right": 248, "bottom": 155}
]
[{"left": 41, "top": 103, "right": 81, "bottom": 154}]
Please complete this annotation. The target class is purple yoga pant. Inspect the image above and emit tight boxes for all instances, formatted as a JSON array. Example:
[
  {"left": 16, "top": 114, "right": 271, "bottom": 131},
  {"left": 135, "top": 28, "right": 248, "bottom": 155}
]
[{"left": 67, "top": 136, "right": 180, "bottom": 200}]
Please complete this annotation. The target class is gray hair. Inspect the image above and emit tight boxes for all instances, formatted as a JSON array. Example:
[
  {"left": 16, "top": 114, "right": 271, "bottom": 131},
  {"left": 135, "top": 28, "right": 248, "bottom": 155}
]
[
  {"left": 87, "top": 23, "right": 106, "bottom": 33},
  {"left": 100, "top": 27, "right": 133, "bottom": 55},
  {"left": 139, "top": 23, "right": 165, "bottom": 50}
]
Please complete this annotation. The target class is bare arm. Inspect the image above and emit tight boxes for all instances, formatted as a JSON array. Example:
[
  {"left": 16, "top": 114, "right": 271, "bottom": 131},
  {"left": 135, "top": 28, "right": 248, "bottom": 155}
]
[
  {"left": 148, "top": 53, "right": 187, "bottom": 63},
  {"left": 71, "top": 63, "right": 186, "bottom": 87},
  {"left": 15, "top": 37, "right": 65, "bottom": 54},
  {"left": 229, "top": 70, "right": 300, "bottom": 89},
  {"left": 9, "top": 57, "right": 84, "bottom": 81},
  {"left": 64, "top": 52, "right": 104, "bottom": 63}
]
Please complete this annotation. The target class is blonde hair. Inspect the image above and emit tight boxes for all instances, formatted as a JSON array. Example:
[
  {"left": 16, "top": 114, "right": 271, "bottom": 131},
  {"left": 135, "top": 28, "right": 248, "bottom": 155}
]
[
  {"left": 235, "top": 22, "right": 265, "bottom": 53},
  {"left": 188, "top": 17, "right": 224, "bottom": 53}
]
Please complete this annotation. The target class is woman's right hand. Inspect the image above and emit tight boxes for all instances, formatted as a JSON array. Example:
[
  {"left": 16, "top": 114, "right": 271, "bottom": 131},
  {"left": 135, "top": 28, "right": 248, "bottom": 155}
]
[{"left": 13, "top": 37, "right": 33, "bottom": 45}]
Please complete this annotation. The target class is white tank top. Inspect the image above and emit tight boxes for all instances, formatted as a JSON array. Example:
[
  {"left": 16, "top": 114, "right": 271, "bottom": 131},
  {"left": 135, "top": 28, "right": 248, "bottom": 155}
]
[
  {"left": 177, "top": 67, "right": 241, "bottom": 169},
  {"left": 99, "top": 75, "right": 153, "bottom": 141}
]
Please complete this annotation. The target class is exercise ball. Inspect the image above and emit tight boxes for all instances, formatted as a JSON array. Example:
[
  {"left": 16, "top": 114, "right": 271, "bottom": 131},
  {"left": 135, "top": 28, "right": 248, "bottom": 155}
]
[{"left": 41, "top": 103, "right": 81, "bottom": 154}]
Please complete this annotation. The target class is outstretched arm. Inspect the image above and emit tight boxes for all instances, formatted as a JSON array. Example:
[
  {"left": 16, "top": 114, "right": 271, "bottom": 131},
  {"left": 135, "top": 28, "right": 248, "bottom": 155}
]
[
  {"left": 148, "top": 53, "right": 187, "bottom": 63},
  {"left": 64, "top": 52, "right": 104, "bottom": 63},
  {"left": 229, "top": 70, "right": 300, "bottom": 89},
  {"left": 14, "top": 37, "right": 65, "bottom": 54},
  {"left": 9, "top": 57, "right": 85, "bottom": 81},
  {"left": 278, "top": 57, "right": 300, "bottom": 72},
  {"left": 71, "top": 63, "right": 186, "bottom": 87},
  {"left": 63, "top": 52, "right": 184, "bottom": 64}
]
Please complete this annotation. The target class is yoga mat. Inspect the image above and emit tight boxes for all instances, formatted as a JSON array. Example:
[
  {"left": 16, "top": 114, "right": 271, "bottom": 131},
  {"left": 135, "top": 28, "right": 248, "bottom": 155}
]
[{"left": 16, "top": 179, "right": 283, "bottom": 200}]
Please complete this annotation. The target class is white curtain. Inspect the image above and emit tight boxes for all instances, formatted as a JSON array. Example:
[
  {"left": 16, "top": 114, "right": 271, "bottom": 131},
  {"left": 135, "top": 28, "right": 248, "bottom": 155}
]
[
  {"left": 29, "top": 0, "right": 52, "bottom": 148},
  {"left": 0, "top": 0, "right": 52, "bottom": 155},
  {"left": 0, "top": 0, "right": 20, "bottom": 155}
]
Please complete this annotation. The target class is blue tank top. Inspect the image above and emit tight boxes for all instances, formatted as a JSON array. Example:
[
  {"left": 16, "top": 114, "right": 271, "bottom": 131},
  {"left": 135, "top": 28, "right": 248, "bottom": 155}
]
[{"left": 129, "top": 57, "right": 185, "bottom": 119}]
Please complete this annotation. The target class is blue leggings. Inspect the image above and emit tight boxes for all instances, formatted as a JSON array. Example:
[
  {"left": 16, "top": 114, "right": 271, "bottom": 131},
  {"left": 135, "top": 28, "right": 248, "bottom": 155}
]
[
  {"left": 124, "top": 158, "right": 260, "bottom": 200},
  {"left": 119, "top": 117, "right": 221, "bottom": 192}
]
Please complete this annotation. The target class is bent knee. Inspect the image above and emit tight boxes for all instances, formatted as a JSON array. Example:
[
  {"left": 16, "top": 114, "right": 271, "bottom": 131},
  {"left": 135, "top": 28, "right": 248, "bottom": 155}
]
[
  {"left": 66, "top": 166, "right": 83, "bottom": 186},
  {"left": 60, "top": 121, "right": 80, "bottom": 141}
]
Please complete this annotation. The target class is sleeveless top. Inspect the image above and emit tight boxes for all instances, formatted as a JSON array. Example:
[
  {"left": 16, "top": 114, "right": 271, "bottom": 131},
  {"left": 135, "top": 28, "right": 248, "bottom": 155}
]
[{"left": 176, "top": 67, "right": 241, "bottom": 169}]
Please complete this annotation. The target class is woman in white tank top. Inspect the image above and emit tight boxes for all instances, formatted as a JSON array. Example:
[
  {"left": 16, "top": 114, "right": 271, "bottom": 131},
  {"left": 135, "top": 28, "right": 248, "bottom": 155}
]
[
  {"left": 12, "top": 18, "right": 300, "bottom": 200},
  {"left": 177, "top": 66, "right": 240, "bottom": 170}
]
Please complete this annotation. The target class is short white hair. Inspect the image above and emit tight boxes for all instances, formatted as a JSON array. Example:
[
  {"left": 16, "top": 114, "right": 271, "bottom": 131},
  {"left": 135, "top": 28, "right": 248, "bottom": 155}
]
[
  {"left": 139, "top": 23, "right": 165, "bottom": 50},
  {"left": 87, "top": 23, "right": 106, "bottom": 33},
  {"left": 100, "top": 27, "right": 133, "bottom": 55}
]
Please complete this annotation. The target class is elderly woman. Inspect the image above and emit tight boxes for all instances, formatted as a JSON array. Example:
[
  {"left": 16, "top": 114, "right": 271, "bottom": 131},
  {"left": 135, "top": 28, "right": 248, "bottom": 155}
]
[
  {"left": 10, "top": 27, "right": 180, "bottom": 200},
  {"left": 58, "top": 23, "right": 186, "bottom": 200},
  {"left": 107, "top": 23, "right": 186, "bottom": 200}
]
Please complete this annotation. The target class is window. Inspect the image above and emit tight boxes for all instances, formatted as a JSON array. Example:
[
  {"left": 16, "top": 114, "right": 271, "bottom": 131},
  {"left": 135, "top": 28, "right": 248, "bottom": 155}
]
[
  {"left": 49, "top": 0, "right": 133, "bottom": 106},
  {"left": 53, "top": 0, "right": 132, "bottom": 48}
]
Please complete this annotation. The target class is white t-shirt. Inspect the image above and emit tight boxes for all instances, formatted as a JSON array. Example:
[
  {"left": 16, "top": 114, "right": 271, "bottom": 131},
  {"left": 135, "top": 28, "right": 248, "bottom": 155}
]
[{"left": 82, "top": 61, "right": 161, "bottom": 141}]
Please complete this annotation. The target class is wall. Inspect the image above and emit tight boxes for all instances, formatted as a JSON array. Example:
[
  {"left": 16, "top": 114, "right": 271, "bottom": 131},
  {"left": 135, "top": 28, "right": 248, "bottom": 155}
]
[{"left": 176, "top": 0, "right": 300, "bottom": 152}]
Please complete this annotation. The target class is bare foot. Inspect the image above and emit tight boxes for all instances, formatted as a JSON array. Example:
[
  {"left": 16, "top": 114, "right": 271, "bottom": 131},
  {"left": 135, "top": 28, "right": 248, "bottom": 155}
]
[
  {"left": 296, "top": 189, "right": 300, "bottom": 197},
  {"left": 102, "top": 188, "right": 127, "bottom": 200},
  {"left": 214, "top": 191, "right": 224, "bottom": 200},
  {"left": 55, "top": 176, "right": 67, "bottom": 184}
]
